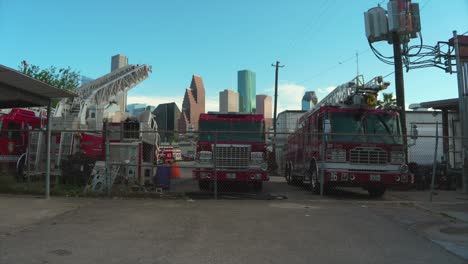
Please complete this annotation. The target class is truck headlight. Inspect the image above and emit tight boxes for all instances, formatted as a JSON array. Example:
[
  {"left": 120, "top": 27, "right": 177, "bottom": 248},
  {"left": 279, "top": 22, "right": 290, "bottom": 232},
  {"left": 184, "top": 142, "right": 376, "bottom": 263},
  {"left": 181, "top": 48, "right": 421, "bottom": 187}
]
[
  {"left": 250, "top": 152, "right": 265, "bottom": 164},
  {"left": 326, "top": 149, "right": 346, "bottom": 162},
  {"left": 400, "top": 164, "right": 409, "bottom": 173},
  {"left": 391, "top": 152, "right": 405, "bottom": 164},
  {"left": 197, "top": 151, "right": 212, "bottom": 162}
]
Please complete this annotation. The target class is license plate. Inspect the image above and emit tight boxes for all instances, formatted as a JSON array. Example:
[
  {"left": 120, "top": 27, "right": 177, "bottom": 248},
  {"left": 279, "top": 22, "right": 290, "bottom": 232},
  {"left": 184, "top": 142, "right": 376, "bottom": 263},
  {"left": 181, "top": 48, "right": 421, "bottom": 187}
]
[
  {"left": 370, "top": 174, "right": 381, "bottom": 181},
  {"left": 226, "top": 173, "right": 236, "bottom": 179}
]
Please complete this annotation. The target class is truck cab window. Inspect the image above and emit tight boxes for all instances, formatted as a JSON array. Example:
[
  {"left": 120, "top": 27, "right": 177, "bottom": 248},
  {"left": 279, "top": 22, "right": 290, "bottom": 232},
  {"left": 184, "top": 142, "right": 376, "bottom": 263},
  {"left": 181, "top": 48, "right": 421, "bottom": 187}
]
[{"left": 7, "top": 123, "right": 21, "bottom": 140}]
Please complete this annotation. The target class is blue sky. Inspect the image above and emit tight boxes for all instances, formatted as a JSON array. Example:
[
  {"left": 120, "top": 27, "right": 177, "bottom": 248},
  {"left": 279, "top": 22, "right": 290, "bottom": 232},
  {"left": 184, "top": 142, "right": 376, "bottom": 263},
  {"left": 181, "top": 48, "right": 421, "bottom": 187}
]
[{"left": 1, "top": 0, "right": 467, "bottom": 113}]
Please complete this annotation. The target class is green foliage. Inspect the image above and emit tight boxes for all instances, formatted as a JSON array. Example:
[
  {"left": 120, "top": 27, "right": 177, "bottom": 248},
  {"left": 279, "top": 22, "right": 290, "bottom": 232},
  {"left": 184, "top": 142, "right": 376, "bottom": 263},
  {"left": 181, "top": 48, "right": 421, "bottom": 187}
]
[
  {"left": 19, "top": 61, "right": 80, "bottom": 91},
  {"left": 378, "top": 93, "right": 397, "bottom": 109}
]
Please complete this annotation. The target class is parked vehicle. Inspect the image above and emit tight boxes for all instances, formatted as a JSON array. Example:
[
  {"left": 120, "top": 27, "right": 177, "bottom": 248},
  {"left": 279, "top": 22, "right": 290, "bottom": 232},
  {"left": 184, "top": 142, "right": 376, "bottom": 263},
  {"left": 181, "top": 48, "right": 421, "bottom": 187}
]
[
  {"left": 0, "top": 108, "right": 44, "bottom": 179},
  {"left": 285, "top": 75, "right": 413, "bottom": 197},
  {"left": 22, "top": 64, "right": 159, "bottom": 190},
  {"left": 193, "top": 112, "right": 268, "bottom": 191},
  {"left": 158, "top": 144, "right": 182, "bottom": 163}
]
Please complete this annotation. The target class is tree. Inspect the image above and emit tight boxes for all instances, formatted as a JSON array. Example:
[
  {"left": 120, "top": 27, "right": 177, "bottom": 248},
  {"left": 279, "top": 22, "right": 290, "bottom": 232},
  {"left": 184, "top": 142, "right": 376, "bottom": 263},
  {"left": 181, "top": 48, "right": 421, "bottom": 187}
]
[
  {"left": 377, "top": 92, "right": 397, "bottom": 109},
  {"left": 19, "top": 60, "right": 80, "bottom": 91}
]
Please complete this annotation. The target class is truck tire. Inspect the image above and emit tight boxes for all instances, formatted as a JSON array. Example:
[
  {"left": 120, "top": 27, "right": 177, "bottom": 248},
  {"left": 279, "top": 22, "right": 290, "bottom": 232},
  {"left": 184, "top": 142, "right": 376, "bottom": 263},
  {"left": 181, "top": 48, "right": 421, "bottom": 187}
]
[
  {"left": 308, "top": 162, "right": 320, "bottom": 194},
  {"left": 198, "top": 181, "right": 210, "bottom": 191},
  {"left": 368, "top": 185, "right": 386, "bottom": 197},
  {"left": 16, "top": 155, "right": 26, "bottom": 182},
  {"left": 253, "top": 182, "right": 263, "bottom": 192},
  {"left": 286, "top": 163, "right": 293, "bottom": 185}
]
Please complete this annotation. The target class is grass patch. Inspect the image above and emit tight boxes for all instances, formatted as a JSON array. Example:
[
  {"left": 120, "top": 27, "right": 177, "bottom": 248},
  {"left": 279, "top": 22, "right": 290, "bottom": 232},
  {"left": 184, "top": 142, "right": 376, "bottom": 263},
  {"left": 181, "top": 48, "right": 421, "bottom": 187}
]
[{"left": 0, "top": 174, "right": 84, "bottom": 196}]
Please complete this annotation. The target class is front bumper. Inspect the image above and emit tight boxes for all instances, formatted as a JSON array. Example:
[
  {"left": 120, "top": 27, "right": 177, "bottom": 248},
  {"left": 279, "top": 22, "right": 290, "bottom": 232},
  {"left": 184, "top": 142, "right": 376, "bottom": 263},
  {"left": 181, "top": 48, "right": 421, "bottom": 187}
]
[
  {"left": 322, "top": 169, "right": 413, "bottom": 186},
  {"left": 193, "top": 169, "right": 269, "bottom": 182}
]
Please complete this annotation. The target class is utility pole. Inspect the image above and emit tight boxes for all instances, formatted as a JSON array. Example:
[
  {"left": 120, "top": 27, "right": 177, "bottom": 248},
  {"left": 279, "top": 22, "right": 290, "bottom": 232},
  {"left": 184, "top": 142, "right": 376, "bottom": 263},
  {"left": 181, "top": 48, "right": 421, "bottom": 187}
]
[
  {"left": 271, "top": 61, "right": 284, "bottom": 173},
  {"left": 392, "top": 31, "right": 408, "bottom": 154}
]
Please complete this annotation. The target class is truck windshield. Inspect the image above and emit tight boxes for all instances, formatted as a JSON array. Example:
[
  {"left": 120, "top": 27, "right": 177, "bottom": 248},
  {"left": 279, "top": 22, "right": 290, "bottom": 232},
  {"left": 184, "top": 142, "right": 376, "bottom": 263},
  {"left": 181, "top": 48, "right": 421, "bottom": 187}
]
[
  {"left": 330, "top": 112, "right": 402, "bottom": 144},
  {"left": 199, "top": 121, "right": 264, "bottom": 142}
]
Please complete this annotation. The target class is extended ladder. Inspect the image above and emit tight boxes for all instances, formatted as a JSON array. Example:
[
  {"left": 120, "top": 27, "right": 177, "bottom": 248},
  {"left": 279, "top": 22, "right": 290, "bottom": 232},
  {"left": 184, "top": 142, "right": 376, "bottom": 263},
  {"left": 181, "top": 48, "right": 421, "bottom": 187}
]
[
  {"left": 56, "top": 132, "right": 74, "bottom": 168},
  {"left": 313, "top": 75, "right": 390, "bottom": 111}
]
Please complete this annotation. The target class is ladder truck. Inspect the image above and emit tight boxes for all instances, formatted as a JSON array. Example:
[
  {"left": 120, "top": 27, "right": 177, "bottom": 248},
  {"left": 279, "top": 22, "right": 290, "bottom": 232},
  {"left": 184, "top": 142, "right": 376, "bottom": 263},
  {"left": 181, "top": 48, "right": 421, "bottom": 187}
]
[
  {"left": 24, "top": 64, "right": 160, "bottom": 191},
  {"left": 285, "top": 75, "right": 412, "bottom": 197}
]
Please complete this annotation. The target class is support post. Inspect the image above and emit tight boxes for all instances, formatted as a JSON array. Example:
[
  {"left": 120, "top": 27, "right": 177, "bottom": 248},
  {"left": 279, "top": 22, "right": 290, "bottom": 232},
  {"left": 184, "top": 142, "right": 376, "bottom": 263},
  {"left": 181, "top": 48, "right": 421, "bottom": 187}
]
[
  {"left": 214, "top": 131, "right": 218, "bottom": 200},
  {"left": 105, "top": 121, "right": 111, "bottom": 196},
  {"left": 453, "top": 30, "right": 468, "bottom": 193},
  {"left": 430, "top": 121, "right": 439, "bottom": 202},
  {"left": 45, "top": 100, "right": 52, "bottom": 199}
]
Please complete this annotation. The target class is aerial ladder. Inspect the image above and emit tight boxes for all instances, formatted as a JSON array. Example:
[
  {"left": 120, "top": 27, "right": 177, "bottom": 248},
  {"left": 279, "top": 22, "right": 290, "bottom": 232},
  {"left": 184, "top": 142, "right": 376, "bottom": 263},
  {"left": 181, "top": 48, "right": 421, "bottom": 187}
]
[
  {"left": 27, "top": 64, "right": 153, "bottom": 176},
  {"left": 313, "top": 75, "right": 390, "bottom": 111}
]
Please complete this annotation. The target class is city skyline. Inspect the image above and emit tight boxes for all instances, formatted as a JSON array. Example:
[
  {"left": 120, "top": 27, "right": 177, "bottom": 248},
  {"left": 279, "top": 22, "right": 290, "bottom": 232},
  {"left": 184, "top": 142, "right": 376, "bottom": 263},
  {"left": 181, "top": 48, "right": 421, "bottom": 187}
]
[{"left": 1, "top": 1, "right": 466, "bottom": 114}]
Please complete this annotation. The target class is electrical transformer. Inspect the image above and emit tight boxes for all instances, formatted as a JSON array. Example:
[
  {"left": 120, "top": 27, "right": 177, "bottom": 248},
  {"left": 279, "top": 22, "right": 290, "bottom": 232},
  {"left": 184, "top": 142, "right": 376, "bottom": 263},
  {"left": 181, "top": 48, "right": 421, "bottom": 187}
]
[{"left": 364, "top": 6, "right": 389, "bottom": 43}]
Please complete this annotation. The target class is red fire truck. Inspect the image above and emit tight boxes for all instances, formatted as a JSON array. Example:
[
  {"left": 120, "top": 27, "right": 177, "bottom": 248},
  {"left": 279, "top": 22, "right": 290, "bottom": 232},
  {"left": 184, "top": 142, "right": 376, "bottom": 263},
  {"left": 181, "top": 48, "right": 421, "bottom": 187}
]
[
  {"left": 285, "top": 76, "right": 412, "bottom": 197},
  {"left": 0, "top": 108, "right": 44, "bottom": 178},
  {"left": 193, "top": 112, "right": 268, "bottom": 191},
  {"left": 158, "top": 144, "right": 182, "bottom": 163}
]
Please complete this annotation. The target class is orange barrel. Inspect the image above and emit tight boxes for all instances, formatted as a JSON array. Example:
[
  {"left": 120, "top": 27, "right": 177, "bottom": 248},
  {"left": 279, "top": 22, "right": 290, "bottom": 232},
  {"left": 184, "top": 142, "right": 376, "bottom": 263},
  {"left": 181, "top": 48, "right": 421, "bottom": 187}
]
[{"left": 170, "top": 162, "right": 181, "bottom": 179}]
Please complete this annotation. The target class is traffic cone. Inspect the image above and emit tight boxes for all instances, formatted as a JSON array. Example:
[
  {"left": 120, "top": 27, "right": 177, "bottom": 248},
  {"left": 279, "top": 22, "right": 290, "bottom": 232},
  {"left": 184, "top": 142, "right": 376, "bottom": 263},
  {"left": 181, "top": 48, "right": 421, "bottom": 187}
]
[{"left": 170, "top": 162, "right": 181, "bottom": 179}]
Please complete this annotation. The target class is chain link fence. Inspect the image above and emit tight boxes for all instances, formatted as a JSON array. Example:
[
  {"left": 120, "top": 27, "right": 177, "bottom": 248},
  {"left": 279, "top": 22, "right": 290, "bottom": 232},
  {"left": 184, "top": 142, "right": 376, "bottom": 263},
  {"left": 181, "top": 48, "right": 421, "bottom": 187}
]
[{"left": 0, "top": 126, "right": 463, "bottom": 198}]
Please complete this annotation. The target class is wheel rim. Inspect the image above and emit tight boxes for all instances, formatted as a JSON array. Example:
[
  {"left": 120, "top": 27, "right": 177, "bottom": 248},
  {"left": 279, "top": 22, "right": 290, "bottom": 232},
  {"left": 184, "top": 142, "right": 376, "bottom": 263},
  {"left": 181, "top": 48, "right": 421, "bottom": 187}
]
[{"left": 310, "top": 168, "right": 318, "bottom": 191}]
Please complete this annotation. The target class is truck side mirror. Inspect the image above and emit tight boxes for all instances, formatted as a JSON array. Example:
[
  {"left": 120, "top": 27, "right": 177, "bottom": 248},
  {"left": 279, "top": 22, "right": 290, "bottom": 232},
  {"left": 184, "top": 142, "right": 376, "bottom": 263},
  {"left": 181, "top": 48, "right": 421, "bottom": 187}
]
[
  {"left": 410, "top": 124, "right": 418, "bottom": 140},
  {"left": 324, "top": 119, "right": 331, "bottom": 134}
]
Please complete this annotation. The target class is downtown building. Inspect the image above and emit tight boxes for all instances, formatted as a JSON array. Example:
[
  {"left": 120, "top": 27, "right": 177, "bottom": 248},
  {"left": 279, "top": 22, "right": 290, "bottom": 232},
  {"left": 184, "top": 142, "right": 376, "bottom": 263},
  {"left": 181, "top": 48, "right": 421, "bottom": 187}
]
[
  {"left": 219, "top": 89, "right": 239, "bottom": 112},
  {"left": 237, "top": 70, "right": 256, "bottom": 113},
  {"left": 111, "top": 54, "right": 129, "bottom": 113},
  {"left": 302, "top": 91, "right": 318, "bottom": 111},
  {"left": 178, "top": 75, "right": 206, "bottom": 132},
  {"left": 256, "top": 95, "right": 273, "bottom": 136},
  {"left": 153, "top": 102, "right": 181, "bottom": 142}
]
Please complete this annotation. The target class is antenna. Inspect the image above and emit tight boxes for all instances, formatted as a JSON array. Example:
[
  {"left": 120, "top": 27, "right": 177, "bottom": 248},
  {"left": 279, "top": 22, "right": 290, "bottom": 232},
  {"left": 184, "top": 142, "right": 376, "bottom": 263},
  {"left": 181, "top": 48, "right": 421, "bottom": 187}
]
[{"left": 356, "top": 51, "right": 359, "bottom": 76}]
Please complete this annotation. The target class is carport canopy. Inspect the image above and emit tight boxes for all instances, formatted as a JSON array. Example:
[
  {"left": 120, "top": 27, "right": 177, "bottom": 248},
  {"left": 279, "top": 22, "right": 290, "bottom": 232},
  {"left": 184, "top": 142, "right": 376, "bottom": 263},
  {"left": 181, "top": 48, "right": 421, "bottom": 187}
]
[
  {"left": 420, "top": 98, "right": 459, "bottom": 157},
  {"left": 0, "top": 64, "right": 76, "bottom": 108},
  {"left": 0, "top": 64, "right": 77, "bottom": 199},
  {"left": 420, "top": 98, "right": 458, "bottom": 111}
]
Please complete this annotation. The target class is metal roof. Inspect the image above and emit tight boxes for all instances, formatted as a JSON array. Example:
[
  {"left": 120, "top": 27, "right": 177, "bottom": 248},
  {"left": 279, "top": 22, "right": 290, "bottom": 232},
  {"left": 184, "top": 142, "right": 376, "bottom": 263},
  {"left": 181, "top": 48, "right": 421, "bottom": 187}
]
[
  {"left": 420, "top": 98, "right": 459, "bottom": 111},
  {"left": 0, "top": 64, "right": 77, "bottom": 108}
]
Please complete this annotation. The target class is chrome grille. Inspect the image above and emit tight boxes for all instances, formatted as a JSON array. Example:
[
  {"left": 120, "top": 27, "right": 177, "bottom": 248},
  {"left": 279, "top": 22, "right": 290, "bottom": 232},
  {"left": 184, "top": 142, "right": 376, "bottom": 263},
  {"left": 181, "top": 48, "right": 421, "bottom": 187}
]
[
  {"left": 349, "top": 147, "right": 387, "bottom": 164},
  {"left": 214, "top": 144, "right": 250, "bottom": 169}
]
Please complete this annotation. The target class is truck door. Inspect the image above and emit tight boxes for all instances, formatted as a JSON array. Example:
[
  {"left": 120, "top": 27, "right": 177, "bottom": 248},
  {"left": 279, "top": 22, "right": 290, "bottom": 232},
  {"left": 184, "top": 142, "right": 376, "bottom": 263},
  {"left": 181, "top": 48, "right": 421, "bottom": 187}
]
[{"left": 6, "top": 122, "right": 21, "bottom": 154}]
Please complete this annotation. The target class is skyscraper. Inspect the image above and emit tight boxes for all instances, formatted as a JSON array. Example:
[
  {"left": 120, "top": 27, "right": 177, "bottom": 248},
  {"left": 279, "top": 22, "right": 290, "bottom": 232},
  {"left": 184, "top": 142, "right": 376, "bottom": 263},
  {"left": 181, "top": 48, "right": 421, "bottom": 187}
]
[
  {"left": 256, "top": 95, "right": 273, "bottom": 137},
  {"left": 111, "top": 54, "right": 128, "bottom": 71},
  {"left": 302, "top": 91, "right": 318, "bottom": 111},
  {"left": 256, "top": 95, "right": 272, "bottom": 119},
  {"left": 153, "top": 102, "right": 181, "bottom": 141},
  {"left": 237, "top": 70, "right": 256, "bottom": 113},
  {"left": 178, "top": 75, "right": 206, "bottom": 132},
  {"left": 111, "top": 54, "right": 129, "bottom": 112},
  {"left": 219, "top": 89, "right": 239, "bottom": 112}
]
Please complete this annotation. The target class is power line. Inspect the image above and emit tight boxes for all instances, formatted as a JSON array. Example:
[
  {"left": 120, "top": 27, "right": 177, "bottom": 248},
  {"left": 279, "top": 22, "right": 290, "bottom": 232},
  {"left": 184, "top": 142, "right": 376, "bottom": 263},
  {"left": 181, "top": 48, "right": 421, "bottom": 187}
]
[
  {"left": 421, "top": 0, "right": 432, "bottom": 10},
  {"left": 296, "top": 48, "right": 371, "bottom": 86},
  {"left": 286, "top": 0, "right": 335, "bottom": 52}
]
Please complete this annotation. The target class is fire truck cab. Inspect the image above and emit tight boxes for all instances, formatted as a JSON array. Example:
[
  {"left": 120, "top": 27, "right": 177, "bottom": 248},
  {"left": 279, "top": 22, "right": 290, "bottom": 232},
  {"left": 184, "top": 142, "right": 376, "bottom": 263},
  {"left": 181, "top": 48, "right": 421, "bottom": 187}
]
[
  {"left": 0, "top": 108, "right": 43, "bottom": 178},
  {"left": 285, "top": 76, "right": 412, "bottom": 197},
  {"left": 193, "top": 112, "right": 268, "bottom": 191}
]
